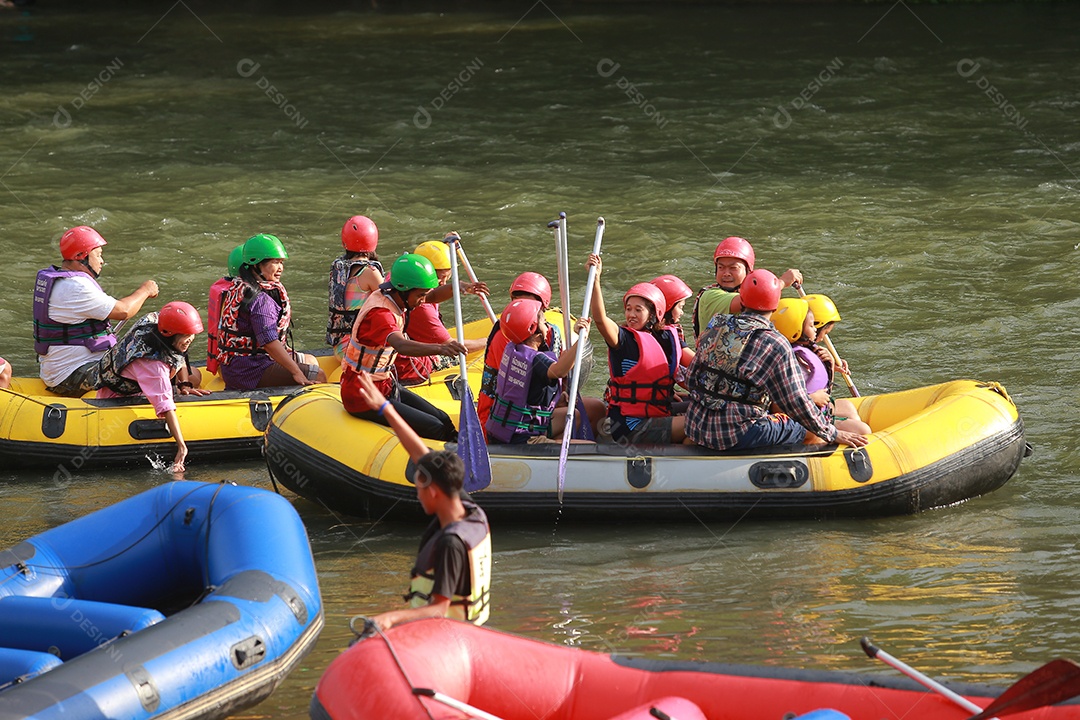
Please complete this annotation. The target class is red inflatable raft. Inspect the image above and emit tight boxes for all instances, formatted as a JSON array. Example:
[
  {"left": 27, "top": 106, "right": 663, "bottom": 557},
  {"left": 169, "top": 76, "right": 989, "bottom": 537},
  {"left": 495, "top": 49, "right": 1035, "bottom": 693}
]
[{"left": 310, "top": 618, "right": 1080, "bottom": 720}]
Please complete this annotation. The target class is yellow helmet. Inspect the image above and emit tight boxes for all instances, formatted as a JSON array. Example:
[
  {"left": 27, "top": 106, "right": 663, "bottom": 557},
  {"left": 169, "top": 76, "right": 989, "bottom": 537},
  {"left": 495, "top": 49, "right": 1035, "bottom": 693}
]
[
  {"left": 804, "top": 294, "right": 841, "bottom": 328},
  {"left": 413, "top": 240, "right": 452, "bottom": 271},
  {"left": 772, "top": 297, "right": 810, "bottom": 342}
]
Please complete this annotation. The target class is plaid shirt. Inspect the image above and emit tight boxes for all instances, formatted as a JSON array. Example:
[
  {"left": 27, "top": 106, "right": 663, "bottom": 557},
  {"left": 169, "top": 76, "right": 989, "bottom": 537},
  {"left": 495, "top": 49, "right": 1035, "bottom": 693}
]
[{"left": 686, "top": 312, "right": 837, "bottom": 450}]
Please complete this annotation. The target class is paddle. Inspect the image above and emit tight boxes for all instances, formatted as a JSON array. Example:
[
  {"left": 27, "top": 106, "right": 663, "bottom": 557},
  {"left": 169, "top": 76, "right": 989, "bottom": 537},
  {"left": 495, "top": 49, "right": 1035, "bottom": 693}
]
[
  {"left": 447, "top": 236, "right": 492, "bottom": 492},
  {"left": 549, "top": 213, "right": 594, "bottom": 442},
  {"left": 861, "top": 637, "right": 1080, "bottom": 719},
  {"left": 413, "top": 688, "right": 506, "bottom": 720},
  {"left": 449, "top": 232, "right": 497, "bottom": 324},
  {"left": 556, "top": 217, "right": 605, "bottom": 502},
  {"left": 792, "top": 282, "right": 860, "bottom": 397}
]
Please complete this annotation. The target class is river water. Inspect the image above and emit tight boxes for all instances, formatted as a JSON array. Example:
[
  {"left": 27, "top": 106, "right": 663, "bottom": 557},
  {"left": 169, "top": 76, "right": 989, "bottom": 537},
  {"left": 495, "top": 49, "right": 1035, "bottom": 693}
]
[{"left": 2, "top": 1, "right": 1079, "bottom": 717}]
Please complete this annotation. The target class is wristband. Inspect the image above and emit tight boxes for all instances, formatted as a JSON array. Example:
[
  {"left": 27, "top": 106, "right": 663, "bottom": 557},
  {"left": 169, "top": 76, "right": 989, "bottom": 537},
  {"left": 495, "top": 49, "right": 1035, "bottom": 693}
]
[
  {"left": 377, "top": 400, "right": 390, "bottom": 416},
  {"left": 177, "top": 381, "right": 194, "bottom": 390}
]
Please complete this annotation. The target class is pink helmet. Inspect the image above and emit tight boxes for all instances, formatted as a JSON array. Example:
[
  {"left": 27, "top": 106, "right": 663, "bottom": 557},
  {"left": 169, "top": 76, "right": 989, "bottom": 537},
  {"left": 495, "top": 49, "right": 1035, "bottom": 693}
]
[
  {"left": 509, "top": 272, "right": 552, "bottom": 309},
  {"left": 60, "top": 226, "right": 107, "bottom": 261},
  {"left": 713, "top": 236, "right": 755, "bottom": 272},
  {"left": 650, "top": 275, "right": 693, "bottom": 310},
  {"left": 500, "top": 298, "right": 543, "bottom": 344},
  {"left": 158, "top": 301, "right": 205, "bottom": 336},
  {"left": 623, "top": 282, "right": 667, "bottom": 320},
  {"left": 341, "top": 215, "right": 379, "bottom": 253},
  {"left": 739, "top": 270, "right": 783, "bottom": 312}
]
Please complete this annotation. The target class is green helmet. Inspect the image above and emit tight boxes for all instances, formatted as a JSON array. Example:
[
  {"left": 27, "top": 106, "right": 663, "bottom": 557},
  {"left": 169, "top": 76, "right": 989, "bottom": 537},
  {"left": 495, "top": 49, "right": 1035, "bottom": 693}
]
[
  {"left": 242, "top": 233, "right": 288, "bottom": 267},
  {"left": 390, "top": 253, "right": 439, "bottom": 292},
  {"left": 227, "top": 244, "right": 244, "bottom": 277}
]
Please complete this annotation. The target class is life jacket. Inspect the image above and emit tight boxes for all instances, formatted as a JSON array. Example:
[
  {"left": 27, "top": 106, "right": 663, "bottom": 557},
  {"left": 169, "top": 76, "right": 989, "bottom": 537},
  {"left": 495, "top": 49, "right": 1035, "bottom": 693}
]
[
  {"left": 327, "top": 255, "right": 383, "bottom": 347},
  {"left": 97, "top": 313, "right": 187, "bottom": 396},
  {"left": 217, "top": 278, "right": 292, "bottom": 365},
  {"left": 342, "top": 287, "right": 403, "bottom": 381},
  {"left": 205, "top": 276, "right": 231, "bottom": 375},
  {"left": 478, "top": 322, "right": 562, "bottom": 433},
  {"left": 486, "top": 343, "right": 560, "bottom": 443},
  {"left": 32, "top": 267, "right": 116, "bottom": 356},
  {"left": 793, "top": 344, "right": 830, "bottom": 394},
  {"left": 406, "top": 502, "right": 491, "bottom": 626},
  {"left": 604, "top": 327, "right": 679, "bottom": 419},
  {"left": 688, "top": 313, "right": 771, "bottom": 410}
]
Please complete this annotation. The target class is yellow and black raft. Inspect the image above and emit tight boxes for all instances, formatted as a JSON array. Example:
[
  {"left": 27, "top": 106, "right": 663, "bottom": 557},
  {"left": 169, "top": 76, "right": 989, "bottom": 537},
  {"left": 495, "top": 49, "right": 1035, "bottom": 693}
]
[{"left": 264, "top": 379, "right": 1029, "bottom": 522}]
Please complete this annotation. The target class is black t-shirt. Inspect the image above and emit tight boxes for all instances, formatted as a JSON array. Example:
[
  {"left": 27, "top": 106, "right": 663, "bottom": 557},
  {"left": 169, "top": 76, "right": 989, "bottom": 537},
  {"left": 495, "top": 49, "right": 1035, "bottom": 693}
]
[{"left": 413, "top": 497, "right": 482, "bottom": 600}]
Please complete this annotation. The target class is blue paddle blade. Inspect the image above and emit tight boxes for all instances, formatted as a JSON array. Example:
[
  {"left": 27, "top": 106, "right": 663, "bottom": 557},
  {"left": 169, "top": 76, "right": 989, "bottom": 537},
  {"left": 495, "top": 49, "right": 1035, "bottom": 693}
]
[
  {"left": 571, "top": 395, "right": 594, "bottom": 441},
  {"left": 457, "top": 382, "right": 492, "bottom": 493}
]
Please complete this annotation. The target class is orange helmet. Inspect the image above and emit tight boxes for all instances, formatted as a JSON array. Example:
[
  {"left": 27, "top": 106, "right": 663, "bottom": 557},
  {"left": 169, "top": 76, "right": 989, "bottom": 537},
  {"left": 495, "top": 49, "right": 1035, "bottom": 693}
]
[
  {"left": 623, "top": 282, "right": 667, "bottom": 320},
  {"left": 509, "top": 272, "right": 552, "bottom": 309},
  {"left": 500, "top": 298, "right": 543, "bottom": 344},
  {"left": 60, "top": 226, "right": 107, "bottom": 261},
  {"left": 713, "top": 236, "right": 755, "bottom": 272},
  {"left": 739, "top": 270, "right": 782, "bottom": 312},
  {"left": 650, "top": 275, "right": 693, "bottom": 310},
  {"left": 341, "top": 215, "right": 378, "bottom": 253},
  {"left": 158, "top": 301, "right": 204, "bottom": 336}
]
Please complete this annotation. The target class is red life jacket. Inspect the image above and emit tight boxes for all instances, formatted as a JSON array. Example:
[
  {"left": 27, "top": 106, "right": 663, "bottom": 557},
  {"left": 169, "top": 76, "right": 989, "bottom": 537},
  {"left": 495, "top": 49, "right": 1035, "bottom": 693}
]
[
  {"left": 604, "top": 327, "right": 679, "bottom": 419},
  {"left": 205, "top": 276, "right": 231, "bottom": 374},
  {"left": 217, "top": 278, "right": 292, "bottom": 365}
]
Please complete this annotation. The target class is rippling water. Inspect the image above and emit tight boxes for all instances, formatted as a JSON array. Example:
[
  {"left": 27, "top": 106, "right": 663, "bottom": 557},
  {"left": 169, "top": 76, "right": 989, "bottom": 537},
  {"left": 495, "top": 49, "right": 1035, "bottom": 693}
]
[{"left": 2, "top": 2, "right": 1080, "bottom": 717}]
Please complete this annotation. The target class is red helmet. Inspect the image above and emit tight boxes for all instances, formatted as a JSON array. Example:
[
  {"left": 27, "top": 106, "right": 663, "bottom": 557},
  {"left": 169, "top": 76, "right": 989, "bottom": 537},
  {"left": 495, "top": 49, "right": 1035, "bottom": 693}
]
[
  {"left": 713, "top": 236, "right": 755, "bottom": 272},
  {"left": 158, "top": 301, "right": 205, "bottom": 336},
  {"left": 739, "top": 270, "right": 783, "bottom": 312},
  {"left": 60, "top": 226, "right": 107, "bottom": 261},
  {"left": 341, "top": 215, "right": 378, "bottom": 253},
  {"left": 509, "top": 272, "right": 552, "bottom": 309},
  {"left": 500, "top": 298, "right": 543, "bottom": 344},
  {"left": 623, "top": 282, "right": 667, "bottom": 320},
  {"left": 650, "top": 275, "right": 693, "bottom": 311}
]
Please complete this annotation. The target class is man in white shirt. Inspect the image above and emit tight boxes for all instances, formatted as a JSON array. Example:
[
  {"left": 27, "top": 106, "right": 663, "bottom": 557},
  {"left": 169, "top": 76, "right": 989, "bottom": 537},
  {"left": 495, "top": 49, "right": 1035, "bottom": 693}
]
[{"left": 34, "top": 226, "right": 159, "bottom": 396}]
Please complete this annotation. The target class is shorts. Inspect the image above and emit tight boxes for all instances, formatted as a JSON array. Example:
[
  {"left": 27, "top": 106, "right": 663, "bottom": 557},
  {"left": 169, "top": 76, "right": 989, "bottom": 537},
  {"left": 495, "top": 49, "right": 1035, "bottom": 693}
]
[
  {"left": 45, "top": 360, "right": 100, "bottom": 397},
  {"left": 732, "top": 413, "right": 807, "bottom": 450},
  {"left": 600, "top": 415, "right": 673, "bottom": 445}
]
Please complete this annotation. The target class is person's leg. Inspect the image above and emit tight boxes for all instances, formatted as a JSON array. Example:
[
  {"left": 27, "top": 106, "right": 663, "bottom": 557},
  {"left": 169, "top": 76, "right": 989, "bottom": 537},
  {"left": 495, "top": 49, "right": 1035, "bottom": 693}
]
[
  {"left": 732, "top": 414, "right": 808, "bottom": 450},
  {"left": 45, "top": 361, "right": 99, "bottom": 397},
  {"left": 394, "top": 386, "right": 457, "bottom": 442},
  {"left": 257, "top": 357, "right": 324, "bottom": 387},
  {"left": 834, "top": 398, "right": 871, "bottom": 434}
]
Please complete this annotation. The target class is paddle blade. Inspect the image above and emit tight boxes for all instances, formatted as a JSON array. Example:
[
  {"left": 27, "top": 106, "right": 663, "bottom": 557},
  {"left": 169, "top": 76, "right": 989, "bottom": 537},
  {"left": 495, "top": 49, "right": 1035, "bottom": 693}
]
[
  {"left": 457, "top": 382, "right": 492, "bottom": 493},
  {"left": 572, "top": 395, "right": 595, "bottom": 441},
  {"left": 969, "top": 659, "right": 1080, "bottom": 720}
]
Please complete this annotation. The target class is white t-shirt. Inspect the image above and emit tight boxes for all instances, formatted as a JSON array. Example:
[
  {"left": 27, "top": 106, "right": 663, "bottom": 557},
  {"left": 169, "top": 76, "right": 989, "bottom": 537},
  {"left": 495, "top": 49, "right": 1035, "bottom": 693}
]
[{"left": 37, "top": 274, "right": 117, "bottom": 387}]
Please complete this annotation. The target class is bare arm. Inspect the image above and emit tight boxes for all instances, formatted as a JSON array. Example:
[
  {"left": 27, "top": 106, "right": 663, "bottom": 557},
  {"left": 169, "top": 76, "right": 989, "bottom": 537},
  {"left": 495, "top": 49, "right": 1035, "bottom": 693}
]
[
  {"left": 262, "top": 339, "right": 314, "bottom": 386},
  {"left": 108, "top": 280, "right": 159, "bottom": 321},
  {"left": 354, "top": 371, "right": 431, "bottom": 463},
  {"left": 162, "top": 409, "right": 188, "bottom": 473},
  {"left": 585, "top": 254, "right": 620, "bottom": 348},
  {"left": 388, "top": 331, "right": 467, "bottom": 359},
  {"left": 371, "top": 596, "right": 451, "bottom": 632},
  {"left": 548, "top": 317, "right": 590, "bottom": 379},
  {"left": 425, "top": 280, "right": 489, "bottom": 305}
]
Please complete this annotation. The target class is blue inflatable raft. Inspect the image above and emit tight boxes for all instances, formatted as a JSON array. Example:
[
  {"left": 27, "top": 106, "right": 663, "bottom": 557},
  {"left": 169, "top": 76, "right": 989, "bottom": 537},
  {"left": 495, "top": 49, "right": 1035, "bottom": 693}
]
[{"left": 0, "top": 481, "right": 323, "bottom": 720}]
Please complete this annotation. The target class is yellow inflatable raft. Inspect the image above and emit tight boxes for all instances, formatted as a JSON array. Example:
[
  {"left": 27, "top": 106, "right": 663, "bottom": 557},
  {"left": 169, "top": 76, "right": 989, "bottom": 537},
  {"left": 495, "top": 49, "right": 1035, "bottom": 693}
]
[
  {"left": 264, "top": 380, "right": 1029, "bottom": 521},
  {"left": 0, "top": 311, "right": 585, "bottom": 472}
]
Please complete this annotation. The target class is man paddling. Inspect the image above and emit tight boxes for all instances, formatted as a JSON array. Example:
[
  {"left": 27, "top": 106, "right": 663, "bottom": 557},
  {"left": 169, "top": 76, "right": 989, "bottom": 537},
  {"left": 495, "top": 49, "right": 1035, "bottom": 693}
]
[
  {"left": 691, "top": 236, "right": 802, "bottom": 342},
  {"left": 35, "top": 226, "right": 159, "bottom": 396},
  {"left": 353, "top": 371, "right": 492, "bottom": 631}
]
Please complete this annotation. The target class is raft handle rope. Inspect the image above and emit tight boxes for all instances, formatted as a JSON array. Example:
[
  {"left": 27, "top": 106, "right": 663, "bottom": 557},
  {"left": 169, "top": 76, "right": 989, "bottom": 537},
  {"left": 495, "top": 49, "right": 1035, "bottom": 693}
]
[{"left": 347, "top": 615, "right": 437, "bottom": 720}]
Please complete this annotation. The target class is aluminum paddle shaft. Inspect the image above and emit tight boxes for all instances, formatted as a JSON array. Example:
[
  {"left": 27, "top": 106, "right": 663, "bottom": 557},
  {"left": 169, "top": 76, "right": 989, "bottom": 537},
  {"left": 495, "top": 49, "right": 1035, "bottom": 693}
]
[{"left": 557, "top": 217, "right": 604, "bottom": 501}]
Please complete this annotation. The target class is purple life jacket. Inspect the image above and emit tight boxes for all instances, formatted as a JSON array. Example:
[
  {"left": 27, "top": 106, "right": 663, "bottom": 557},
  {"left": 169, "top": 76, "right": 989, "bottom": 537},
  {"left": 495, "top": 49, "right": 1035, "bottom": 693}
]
[
  {"left": 33, "top": 267, "right": 116, "bottom": 356},
  {"left": 793, "top": 345, "right": 829, "bottom": 394},
  {"left": 485, "top": 343, "right": 560, "bottom": 444}
]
